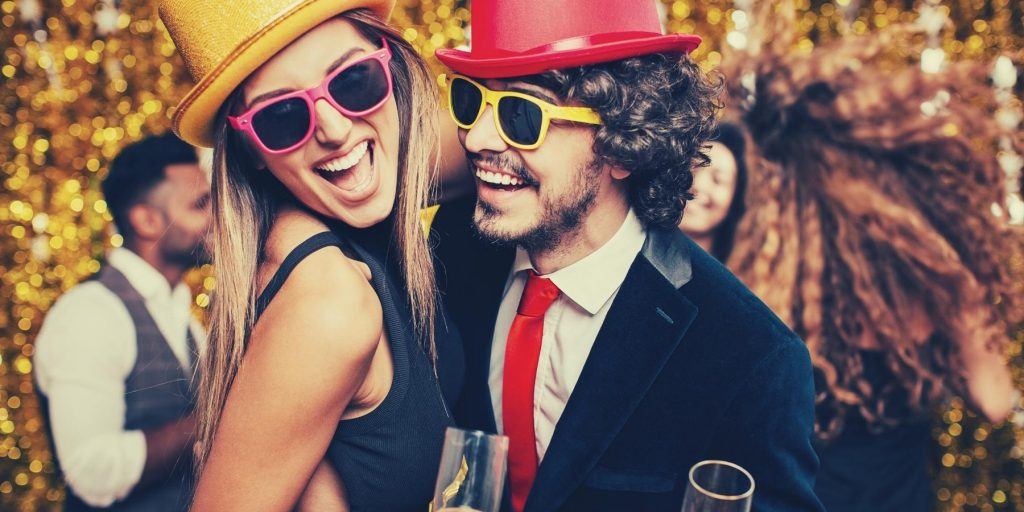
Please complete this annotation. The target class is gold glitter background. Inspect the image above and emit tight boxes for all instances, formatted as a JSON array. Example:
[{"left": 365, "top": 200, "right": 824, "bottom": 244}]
[{"left": 0, "top": 0, "right": 1021, "bottom": 510}]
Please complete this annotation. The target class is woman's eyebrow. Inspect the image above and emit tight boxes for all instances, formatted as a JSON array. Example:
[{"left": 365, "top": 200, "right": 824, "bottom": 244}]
[{"left": 324, "top": 47, "right": 368, "bottom": 75}]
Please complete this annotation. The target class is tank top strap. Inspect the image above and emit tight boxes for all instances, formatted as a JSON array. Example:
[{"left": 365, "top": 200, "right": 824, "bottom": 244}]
[{"left": 255, "top": 231, "right": 346, "bottom": 320}]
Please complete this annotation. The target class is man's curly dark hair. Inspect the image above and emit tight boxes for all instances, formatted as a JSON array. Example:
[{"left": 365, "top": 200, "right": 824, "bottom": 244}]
[{"left": 524, "top": 53, "right": 722, "bottom": 228}]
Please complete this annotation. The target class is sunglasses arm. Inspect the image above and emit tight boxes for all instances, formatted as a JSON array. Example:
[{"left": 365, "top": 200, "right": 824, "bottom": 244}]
[{"left": 547, "top": 105, "right": 601, "bottom": 125}]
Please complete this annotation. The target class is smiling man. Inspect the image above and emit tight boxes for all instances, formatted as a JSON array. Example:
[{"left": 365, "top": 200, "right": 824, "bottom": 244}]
[{"left": 431, "top": 1, "right": 824, "bottom": 511}]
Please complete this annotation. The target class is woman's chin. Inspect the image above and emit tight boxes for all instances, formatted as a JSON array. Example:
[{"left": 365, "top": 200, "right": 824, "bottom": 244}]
[
  {"left": 679, "top": 220, "right": 711, "bottom": 235},
  {"left": 680, "top": 212, "right": 729, "bottom": 236},
  {"left": 327, "top": 196, "right": 396, "bottom": 229}
]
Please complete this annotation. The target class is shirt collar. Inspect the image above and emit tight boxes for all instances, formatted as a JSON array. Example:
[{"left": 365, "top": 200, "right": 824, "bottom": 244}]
[
  {"left": 511, "top": 209, "right": 647, "bottom": 315},
  {"left": 107, "top": 247, "right": 185, "bottom": 302}
]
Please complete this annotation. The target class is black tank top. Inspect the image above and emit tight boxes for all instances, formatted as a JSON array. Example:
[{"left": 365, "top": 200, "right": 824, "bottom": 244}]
[{"left": 255, "top": 230, "right": 461, "bottom": 511}]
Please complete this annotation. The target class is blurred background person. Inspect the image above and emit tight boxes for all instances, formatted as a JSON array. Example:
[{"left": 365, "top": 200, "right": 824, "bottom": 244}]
[
  {"left": 33, "top": 133, "right": 211, "bottom": 511},
  {"left": 678, "top": 120, "right": 748, "bottom": 261},
  {"left": 719, "top": 6, "right": 1024, "bottom": 511}
]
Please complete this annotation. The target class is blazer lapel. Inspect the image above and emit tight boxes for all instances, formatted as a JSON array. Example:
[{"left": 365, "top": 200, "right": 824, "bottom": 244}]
[{"left": 524, "top": 230, "right": 698, "bottom": 512}]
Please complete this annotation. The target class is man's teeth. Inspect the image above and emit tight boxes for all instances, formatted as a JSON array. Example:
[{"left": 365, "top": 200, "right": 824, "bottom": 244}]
[
  {"left": 316, "top": 141, "right": 369, "bottom": 173},
  {"left": 476, "top": 169, "right": 525, "bottom": 186}
]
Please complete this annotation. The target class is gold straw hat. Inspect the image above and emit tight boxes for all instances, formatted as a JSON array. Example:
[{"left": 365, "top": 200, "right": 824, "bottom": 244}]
[{"left": 159, "top": 0, "right": 395, "bottom": 148}]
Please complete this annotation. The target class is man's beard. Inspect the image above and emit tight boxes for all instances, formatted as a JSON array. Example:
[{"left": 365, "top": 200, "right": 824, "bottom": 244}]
[
  {"left": 472, "top": 156, "right": 601, "bottom": 254},
  {"left": 162, "top": 230, "right": 211, "bottom": 269}
]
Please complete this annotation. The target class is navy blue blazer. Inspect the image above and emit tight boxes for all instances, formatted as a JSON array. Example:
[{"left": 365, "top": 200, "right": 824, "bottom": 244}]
[{"left": 432, "top": 198, "right": 824, "bottom": 512}]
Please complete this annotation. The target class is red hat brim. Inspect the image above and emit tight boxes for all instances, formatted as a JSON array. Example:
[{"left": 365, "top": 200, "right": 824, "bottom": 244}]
[{"left": 436, "top": 33, "right": 701, "bottom": 79}]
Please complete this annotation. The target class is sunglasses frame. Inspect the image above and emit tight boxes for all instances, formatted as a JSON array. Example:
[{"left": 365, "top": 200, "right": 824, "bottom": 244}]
[
  {"left": 229, "top": 38, "right": 394, "bottom": 154},
  {"left": 442, "top": 74, "right": 602, "bottom": 150}
]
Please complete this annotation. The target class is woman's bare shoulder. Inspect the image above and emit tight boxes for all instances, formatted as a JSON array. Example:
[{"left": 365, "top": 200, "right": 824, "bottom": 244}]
[
  {"left": 263, "top": 208, "right": 333, "bottom": 263},
  {"left": 255, "top": 207, "right": 381, "bottom": 361},
  {"left": 253, "top": 247, "right": 382, "bottom": 372}
]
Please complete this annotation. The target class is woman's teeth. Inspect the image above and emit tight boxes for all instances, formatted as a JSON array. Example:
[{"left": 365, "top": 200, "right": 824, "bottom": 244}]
[
  {"left": 316, "top": 141, "right": 369, "bottom": 173},
  {"left": 476, "top": 169, "right": 525, "bottom": 186},
  {"left": 315, "top": 141, "right": 374, "bottom": 193}
]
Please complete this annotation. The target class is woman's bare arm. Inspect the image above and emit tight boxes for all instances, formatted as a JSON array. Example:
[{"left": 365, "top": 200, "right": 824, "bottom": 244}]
[
  {"left": 191, "top": 247, "right": 382, "bottom": 512},
  {"left": 294, "top": 460, "right": 349, "bottom": 512},
  {"left": 957, "top": 308, "right": 1015, "bottom": 424},
  {"left": 960, "top": 339, "right": 1015, "bottom": 424}
]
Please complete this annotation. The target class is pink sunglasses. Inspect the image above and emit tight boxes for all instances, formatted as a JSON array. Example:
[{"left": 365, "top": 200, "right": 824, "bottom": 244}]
[{"left": 229, "top": 39, "right": 393, "bottom": 154}]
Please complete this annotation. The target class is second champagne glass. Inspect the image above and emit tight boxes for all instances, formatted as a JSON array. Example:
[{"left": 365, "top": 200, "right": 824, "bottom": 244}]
[{"left": 681, "top": 459, "right": 754, "bottom": 512}]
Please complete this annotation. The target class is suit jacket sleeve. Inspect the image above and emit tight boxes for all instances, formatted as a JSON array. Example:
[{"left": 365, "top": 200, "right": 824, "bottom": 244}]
[{"left": 707, "top": 338, "right": 825, "bottom": 512}]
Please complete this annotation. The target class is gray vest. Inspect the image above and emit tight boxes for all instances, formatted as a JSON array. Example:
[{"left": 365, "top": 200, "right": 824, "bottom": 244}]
[{"left": 53, "top": 265, "right": 199, "bottom": 512}]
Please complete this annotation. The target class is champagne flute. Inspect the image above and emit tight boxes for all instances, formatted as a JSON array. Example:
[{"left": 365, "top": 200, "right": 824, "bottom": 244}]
[
  {"left": 681, "top": 460, "right": 754, "bottom": 512},
  {"left": 431, "top": 427, "right": 509, "bottom": 512}
]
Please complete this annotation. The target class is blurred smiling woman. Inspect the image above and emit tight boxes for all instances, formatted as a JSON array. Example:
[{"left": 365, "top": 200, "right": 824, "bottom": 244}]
[
  {"left": 678, "top": 121, "right": 747, "bottom": 261},
  {"left": 158, "top": 1, "right": 462, "bottom": 510}
]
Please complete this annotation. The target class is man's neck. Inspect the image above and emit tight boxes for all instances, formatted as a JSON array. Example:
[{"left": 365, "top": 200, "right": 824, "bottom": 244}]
[
  {"left": 528, "top": 201, "right": 631, "bottom": 275},
  {"left": 125, "top": 243, "right": 186, "bottom": 289}
]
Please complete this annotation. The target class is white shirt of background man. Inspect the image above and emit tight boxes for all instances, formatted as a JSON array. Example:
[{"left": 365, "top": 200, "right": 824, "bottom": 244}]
[{"left": 33, "top": 247, "right": 207, "bottom": 507}]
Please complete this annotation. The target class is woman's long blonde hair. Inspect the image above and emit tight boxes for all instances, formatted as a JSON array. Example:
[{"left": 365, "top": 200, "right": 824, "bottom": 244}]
[{"left": 193, "top": 9, "right": 439, "bottom": 474}]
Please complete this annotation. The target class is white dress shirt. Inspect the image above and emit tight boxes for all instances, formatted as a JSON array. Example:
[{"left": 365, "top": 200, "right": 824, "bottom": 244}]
[
  {"left": 34, "top": 248, "right": 207, "bottom": 507},
  {"left": 489, "top": 209, "right": 647, "bottom": 462}
]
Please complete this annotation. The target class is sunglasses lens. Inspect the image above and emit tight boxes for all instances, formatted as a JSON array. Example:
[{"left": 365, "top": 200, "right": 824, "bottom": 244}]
[
  {"left": 497, "top": 96, "right": 544, "bottom": 147},
  {"left": 251, "top": 97, "right": 311, "bottom": 151},
  {"left": 450, "top": 78, "right": 483, "bottom": 126},
  {"left": 328, "top": 59, "right": 390, "bottom": 113}
]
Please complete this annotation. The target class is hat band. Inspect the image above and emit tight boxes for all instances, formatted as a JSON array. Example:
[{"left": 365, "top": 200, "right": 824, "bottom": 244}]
[
  {"left": 471, "top": 30, "right": 663, "bottom": 57},
  {"left": 531, "top": 31, "right": 664, "bottom": 53},
  {"left": 475, "top": 31, "right": 664, "bottom": 58}
]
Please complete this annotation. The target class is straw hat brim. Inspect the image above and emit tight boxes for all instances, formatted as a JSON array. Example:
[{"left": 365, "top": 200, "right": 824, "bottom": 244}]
[{"left": 172, "top": 0, "right": 392, "bottom": 148}]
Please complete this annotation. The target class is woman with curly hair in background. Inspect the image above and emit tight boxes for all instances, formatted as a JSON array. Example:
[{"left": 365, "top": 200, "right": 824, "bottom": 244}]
[{"left": 720, "top": 5, "right": 1024, "bottom": 511}]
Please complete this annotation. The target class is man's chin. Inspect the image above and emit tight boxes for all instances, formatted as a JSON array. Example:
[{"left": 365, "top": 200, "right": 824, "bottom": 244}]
[
  {"left": 471, "top": 217, "right": 519, "bottom": 247},
  {"left": 471, "top": 210, "right": 522, "bottom": 245},
  {"left": 474, "top": 217, "right": 563, "bottom": 254},
  {"left": 181, "top": 251, "right": 212, "bottom": 269}
]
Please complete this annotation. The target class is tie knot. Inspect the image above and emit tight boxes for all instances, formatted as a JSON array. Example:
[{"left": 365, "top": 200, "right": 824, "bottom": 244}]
[{"left": 517, "top": 270, "right": 560, "bottom": 317}]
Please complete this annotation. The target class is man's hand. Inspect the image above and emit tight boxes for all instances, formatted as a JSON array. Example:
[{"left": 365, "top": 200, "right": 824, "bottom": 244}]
[{"left": 138, "top": 413, "right": 197, "bottom": 489}]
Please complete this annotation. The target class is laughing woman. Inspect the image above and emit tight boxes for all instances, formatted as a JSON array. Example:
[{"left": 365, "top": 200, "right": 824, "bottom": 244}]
[{"left": 158, "top": 1, "right": 462, "bottom": 510}]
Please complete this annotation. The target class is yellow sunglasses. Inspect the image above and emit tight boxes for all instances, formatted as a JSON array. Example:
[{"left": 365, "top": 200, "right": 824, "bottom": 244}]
[{"left": 441, "top": 74, "right": 602, "bottom": 150}]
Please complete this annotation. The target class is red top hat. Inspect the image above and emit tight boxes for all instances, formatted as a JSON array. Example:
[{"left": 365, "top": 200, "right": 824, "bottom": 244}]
[{"left": 436, "top": 0, "right": 701, "bottom": 78}]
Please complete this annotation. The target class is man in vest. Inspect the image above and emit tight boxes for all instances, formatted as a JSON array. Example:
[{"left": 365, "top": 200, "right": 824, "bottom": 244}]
[
  {"left": 34, "top": 133, "right": 211, "bottom": 511},
  {"left": 432, "top": 0, "right": 823, "bottom": 510}
]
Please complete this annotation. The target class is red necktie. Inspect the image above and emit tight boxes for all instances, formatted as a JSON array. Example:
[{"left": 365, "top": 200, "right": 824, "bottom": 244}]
[{"left": 503, "top": 270, "right": 560, "bottom": 512}]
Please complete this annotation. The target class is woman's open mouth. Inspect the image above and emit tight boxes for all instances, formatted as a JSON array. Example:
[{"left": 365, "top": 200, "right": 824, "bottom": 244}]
[{"left": 314, "top": 140, "right": 377, "bottom": 197}]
